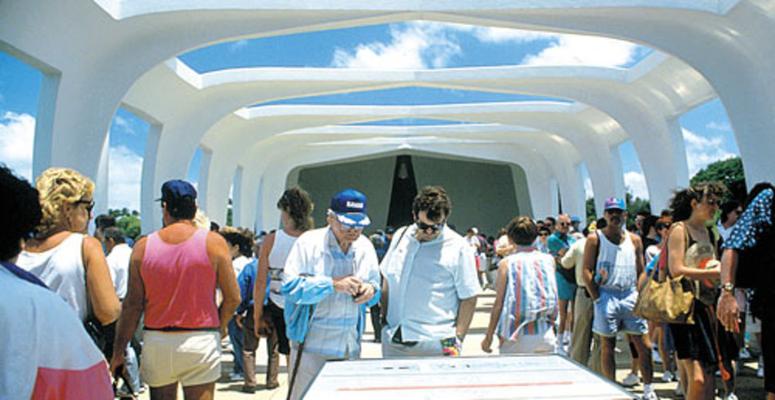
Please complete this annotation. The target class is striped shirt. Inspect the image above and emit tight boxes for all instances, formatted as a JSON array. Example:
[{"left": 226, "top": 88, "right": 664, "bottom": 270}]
[{"left": 497, "top": 249, "right": 559, "bottom": 340}]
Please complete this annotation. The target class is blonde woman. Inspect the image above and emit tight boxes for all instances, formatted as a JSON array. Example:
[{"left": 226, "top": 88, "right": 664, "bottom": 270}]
[{"left": 17, "top": 168, "right": 120, "bottom": 326}]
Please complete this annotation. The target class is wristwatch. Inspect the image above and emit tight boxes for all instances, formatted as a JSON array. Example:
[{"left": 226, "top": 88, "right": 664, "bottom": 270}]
[{"left": 721, "top": 282, "right": 735, "bottom": 293}]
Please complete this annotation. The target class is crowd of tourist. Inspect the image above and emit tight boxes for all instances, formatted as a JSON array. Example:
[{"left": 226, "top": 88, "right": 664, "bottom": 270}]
[{"left": 1, "top": 161, "right": 774, "bottom": 400}]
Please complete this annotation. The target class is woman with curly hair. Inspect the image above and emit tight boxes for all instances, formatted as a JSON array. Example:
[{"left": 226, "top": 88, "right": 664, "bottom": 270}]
[
  {"left": 666, "top": 181, "right": 727, "bottom": 400},
  {"left": 251, "top": 187, "right": 314, "bottom": 389},
  {"left": 16, "top": 168, "right": 120, "bottom": 327}
]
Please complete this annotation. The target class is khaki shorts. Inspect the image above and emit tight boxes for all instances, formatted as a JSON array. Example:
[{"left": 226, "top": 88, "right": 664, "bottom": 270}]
[{"left": 141, "top": 330, "right": 221, "bottom": 387}]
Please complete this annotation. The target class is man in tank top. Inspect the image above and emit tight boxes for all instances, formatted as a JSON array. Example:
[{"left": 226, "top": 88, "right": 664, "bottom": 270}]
[
  {"left": 110, "top": 180, "right": 241, "bottom": 400},
  {"left": 583, "top": 197, "right": 657, "bottom": 400}
]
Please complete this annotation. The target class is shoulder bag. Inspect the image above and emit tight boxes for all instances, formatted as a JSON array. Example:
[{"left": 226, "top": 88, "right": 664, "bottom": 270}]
[{"left": 633, "top": 223, "right": 695, "bottom": 324}]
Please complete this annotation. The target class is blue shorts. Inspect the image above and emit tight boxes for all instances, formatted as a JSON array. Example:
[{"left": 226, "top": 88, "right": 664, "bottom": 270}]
[
  {"left": 555, "top": 270, "right": 577, "bottom": 301},
  {"left": 593, "top": 289, "right": 648, "bottom": 337}
]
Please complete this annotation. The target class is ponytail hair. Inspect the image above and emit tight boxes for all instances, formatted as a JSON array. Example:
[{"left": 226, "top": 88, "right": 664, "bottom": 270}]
[{"left": 277, "top": 187, "right": 314, "bottom": 232}]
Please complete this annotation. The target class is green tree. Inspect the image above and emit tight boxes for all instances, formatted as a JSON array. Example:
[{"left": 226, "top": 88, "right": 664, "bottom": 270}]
[
  {"left": 586, "top": 197, "right": 596, "bottom": 223},
  {"left": 106, "top": 208, "right": 141, "bottom": 239},
  {"left": 690, "top": 156, "right": 746, "bottom": 202}
]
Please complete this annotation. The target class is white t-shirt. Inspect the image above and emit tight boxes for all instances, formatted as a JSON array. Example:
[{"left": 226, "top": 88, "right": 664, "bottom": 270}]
[
  {"left": 381, "top": 225, "right": 481, "bottom": 341},
  {"left": 106, "top": 243, "right": 132, "bottom": 299},
  {"left": 0, "top": 266, "right": 112, "bottom": 399},
  {"left": 233, "top": 255, "right": 251, "bottom": 277}
]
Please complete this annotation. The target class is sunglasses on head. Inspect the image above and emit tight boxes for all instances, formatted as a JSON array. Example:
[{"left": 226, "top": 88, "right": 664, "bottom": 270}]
[
  {"left": 76, "top": 199, "right": 94, "bottom": 213},
  {"left": 416, "top": 220, "right": 444, "bottom": 233}
]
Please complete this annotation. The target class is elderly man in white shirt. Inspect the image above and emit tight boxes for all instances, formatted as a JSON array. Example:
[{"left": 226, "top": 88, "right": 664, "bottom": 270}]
[
  {"left": 281, "top": 188, "right": 381, "bottom": 400},
  {"left": 380, "top": 186, "right": 480, "bottom": 357}
]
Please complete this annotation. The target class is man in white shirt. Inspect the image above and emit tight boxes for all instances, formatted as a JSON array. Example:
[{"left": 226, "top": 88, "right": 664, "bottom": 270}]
[
  {"left": 562, "top": 221, "right": 603, "bottom": 372},
  {"left": 103, "top": 227, "right": 131, "bottom": 299},
  {"left": 380, "top": 186, "right": 480, "bottom": 357},
  {"left": 101, "top": 226, "right": 143, "bottom": 395},
  {"left": 282, "top": 188, "right": 380, "bottom": 400}
]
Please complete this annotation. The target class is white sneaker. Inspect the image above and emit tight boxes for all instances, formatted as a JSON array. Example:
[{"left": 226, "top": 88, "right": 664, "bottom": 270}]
[
  {"left": 757, "top": 365, "right": 765, "bottom": 378},
  {"left": 652, "top": 348, "right": 662, "bottom": 364},
  {"left": 661, "top": 370, "right": 675, "bottom": 383},
  {"left": 641, "top": 390, "right": 659, "bottom": 400},
  {"left": 674, "top": 384, "right": 684, "bottom": 398},
  {"left": 622, "top": 372, "right": 640, "bottom": 387},
  {"left": 725, "top": 393, "right": 739, "bottom": 400},
  {"left": 739, "top": 348, "right": 751, "bottom": 359}
]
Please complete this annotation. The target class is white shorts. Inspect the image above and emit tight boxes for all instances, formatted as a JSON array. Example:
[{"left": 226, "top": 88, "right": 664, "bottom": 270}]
[
  {"left": 141, "top": 330, "right": 221, "bottom": 388},
  {"left": 499, "top": 330, "right": 557, "bottom": 355}
]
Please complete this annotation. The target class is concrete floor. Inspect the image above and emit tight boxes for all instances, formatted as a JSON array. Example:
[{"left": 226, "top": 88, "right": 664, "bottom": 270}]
[{"left": 134, "top": 290, "right": 766, "bottom": 399}]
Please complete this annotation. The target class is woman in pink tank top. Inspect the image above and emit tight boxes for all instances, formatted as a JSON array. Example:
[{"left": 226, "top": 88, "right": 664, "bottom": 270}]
[{"left": 109, "top": 180, "right": 241, "bottom": 399}]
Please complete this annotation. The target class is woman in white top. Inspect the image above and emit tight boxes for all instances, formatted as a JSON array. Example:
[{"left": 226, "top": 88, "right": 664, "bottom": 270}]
[
  {"left": 253, "top": 187, "right": 314, "bottom": 382},
  {"left": 16, "top": 168, "right": 120, "bottom": 326}
]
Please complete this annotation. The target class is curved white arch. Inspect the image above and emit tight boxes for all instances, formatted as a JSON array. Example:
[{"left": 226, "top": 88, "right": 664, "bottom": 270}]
[
  {"left": 3, "top": 0, "right": 772, "bottom": 221},
  {"left": 230, "top": 127, "right": 582, "bottom": 231},
  {"left": 247, "top": 140, "right": 561, "bottom": 232}
]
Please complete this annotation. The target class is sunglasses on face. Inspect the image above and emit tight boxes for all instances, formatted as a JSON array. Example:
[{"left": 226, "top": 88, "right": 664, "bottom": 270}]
[
  {"left": 559, "top": 222, "right": 570, "bottom": 227},
  {"left": 338, "top": 221, "right": 363, "bottom": 231},
  {"left": 539, "top": 232, "right": 549, "bottom": 237},
  {"left": 416, "top": 220, "right": 444, "bottom": 233},
  {"left": 704, "top": 198, "right": 719, "bottom": 206},
  {"left": 76, "top": 199, "right": 94, "bottom": 213}
]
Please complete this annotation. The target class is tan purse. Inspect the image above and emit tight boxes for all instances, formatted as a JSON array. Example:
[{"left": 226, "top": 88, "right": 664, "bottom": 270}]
[{"left": 634, "top": 224, "right": 695, "bottom": 324}]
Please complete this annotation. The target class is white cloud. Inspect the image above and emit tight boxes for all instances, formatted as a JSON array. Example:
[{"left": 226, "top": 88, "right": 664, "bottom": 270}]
[
  {"left": 584, "top": 177, "right": 594, "bottom": 199},
  {"left": 108, "top": 145, "right": 143, "bottom": 211},
  {"left": 522, "top": 34, "right": 641, "bottom": 67},
  {"left": 705, "top": 121, "right": 732, "bottom": 132},
  {"left": 0, "top": 111, "right": 35, "bottom": 180},
  {"left": 228, "top": 39, "right": 249, "bottom": 53},
  {"left": 112, "top": 115, "right": 135, "bottom": 135},
  {"left": 331, "top": 22, "right": 461, "bottom": 69},
  {"left": 442, "top": 23, "right": 556, "bottom": 43},
  {"left": 624, "top": 171, "right": 649, "bottom": 199},
  {"left": 682, "top": 128, "right": 736, "bottom": 176}
]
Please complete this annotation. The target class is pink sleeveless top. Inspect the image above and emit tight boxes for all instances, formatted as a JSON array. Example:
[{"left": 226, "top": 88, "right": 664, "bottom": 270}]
[{"left": 141, "top": 228, "right": 219, "bottom": 330}]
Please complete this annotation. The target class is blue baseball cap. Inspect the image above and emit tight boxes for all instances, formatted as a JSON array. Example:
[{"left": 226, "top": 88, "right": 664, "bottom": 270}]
[
  {"left": 604, "top": 197, "right": 626, "bottom": 211},
  {"left": 571, "top": 215, "right": 581, "bottom": 223},
  {"left": 329, "top": 188, "right": 370, "bottom": 227},
  {"left": 158, "top": 179, "right": 197, "bottom": 203}
]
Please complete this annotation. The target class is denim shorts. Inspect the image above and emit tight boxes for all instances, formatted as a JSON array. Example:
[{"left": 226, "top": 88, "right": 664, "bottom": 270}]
[{"left": 592, "top": 288, "right": 648, "bottom": 337}]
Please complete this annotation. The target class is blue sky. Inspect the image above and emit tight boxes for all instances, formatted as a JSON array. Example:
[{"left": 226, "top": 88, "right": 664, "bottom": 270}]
[{"left": 0, "top": 21, "right": 737, "bottom": 211}]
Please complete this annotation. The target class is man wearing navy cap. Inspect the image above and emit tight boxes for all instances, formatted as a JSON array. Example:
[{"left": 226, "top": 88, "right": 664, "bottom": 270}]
[
  {"left": 583, "top": 197, "right": 656, "bottom": 399},
  {"left": 281, "top": 188, "right": 381, "bottom": 400},
  {"left": 111, "top": 179, "right": 241, "bottom": 400}
]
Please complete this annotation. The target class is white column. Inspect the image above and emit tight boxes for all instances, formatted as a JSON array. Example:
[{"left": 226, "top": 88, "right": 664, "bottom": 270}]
[
  {"left": 232, "top": 166, "right": 243, "bottom": 227},
  {"left": 141, "top": 123, "right": 163, "bottom": 234},
  {"left": 197, "top": 147, "right": 213, "bottom": 216},
  {"left": 95, "top": 132, "right": 110, "bottom": 216}
]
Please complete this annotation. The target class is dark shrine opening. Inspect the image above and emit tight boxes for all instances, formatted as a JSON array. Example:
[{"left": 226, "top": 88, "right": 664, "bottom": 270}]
[{"left": 386, "top": 155, "right": 418, "bottom": 229}]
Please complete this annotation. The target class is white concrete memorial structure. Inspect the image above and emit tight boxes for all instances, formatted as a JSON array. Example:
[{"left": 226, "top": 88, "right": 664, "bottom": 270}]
[{"left": 2, "top": 0, "right": 773, "bottom": 232}]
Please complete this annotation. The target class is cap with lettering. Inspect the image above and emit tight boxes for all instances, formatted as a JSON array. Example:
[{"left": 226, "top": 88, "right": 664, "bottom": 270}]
[
  {"left": 330, "top": 188, "right": 370, "bottom": 227},
  {"left": 604, "top": 197, "right": 626, "bottom": 211}
]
